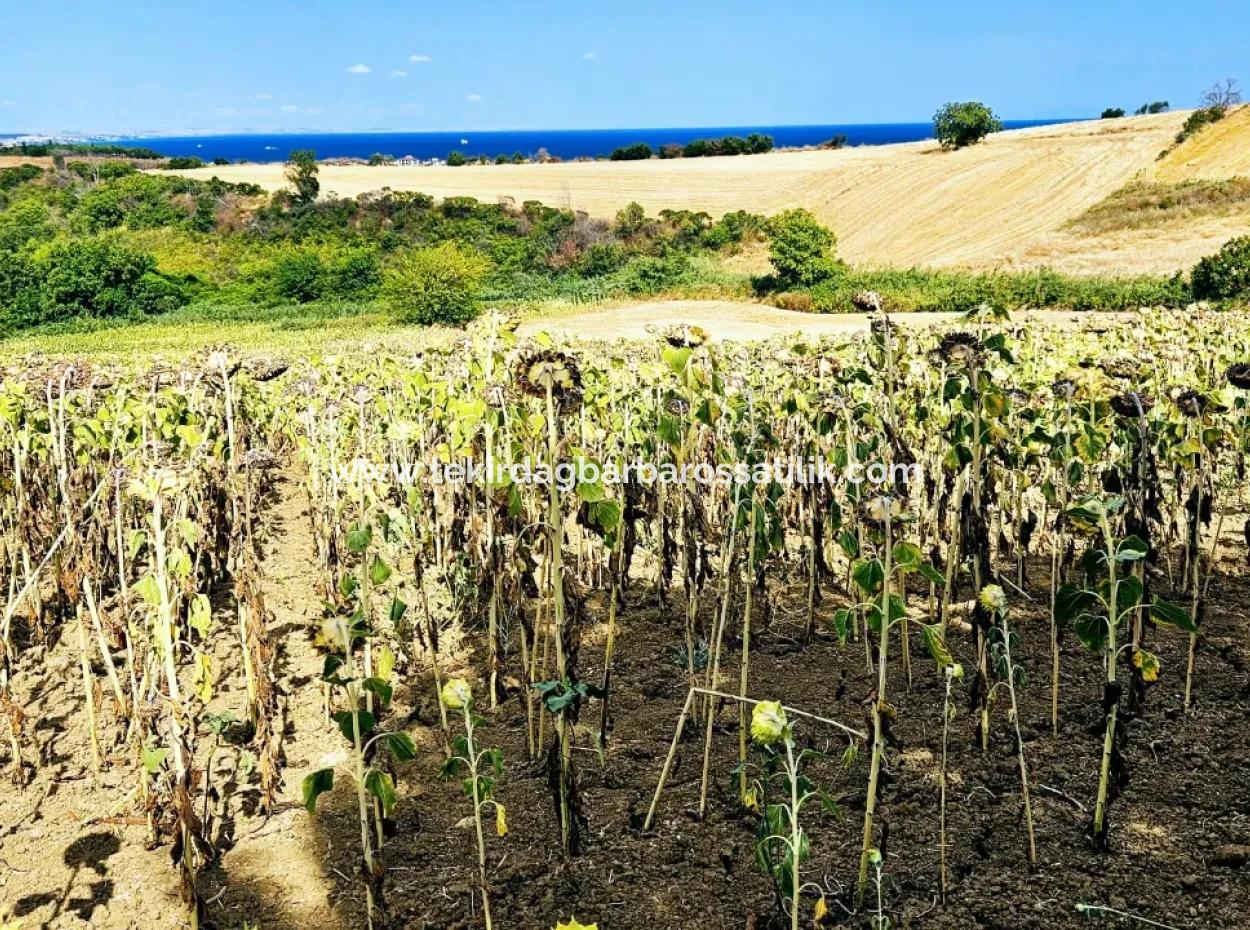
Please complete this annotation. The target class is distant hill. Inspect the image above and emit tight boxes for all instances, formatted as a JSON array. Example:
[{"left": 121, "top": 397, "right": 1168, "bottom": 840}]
[{"left": 171, "top": 110, "right": 1250, "bottom": 276}]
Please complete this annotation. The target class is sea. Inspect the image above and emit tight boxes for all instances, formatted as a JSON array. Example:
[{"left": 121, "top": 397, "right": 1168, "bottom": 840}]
[{"left": 98, "top": 120, "right": 1074, "bottom": 163}]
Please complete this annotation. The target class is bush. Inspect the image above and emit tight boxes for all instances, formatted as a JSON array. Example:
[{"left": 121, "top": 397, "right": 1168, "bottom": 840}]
[
  {"left": 1101, "top": 107, "right": 1126, "bottom": 119},
  {"left": 1173, "top": 106, "right": 1226, "bottom": 146},
  {"left": 447, "top": 150, "right": 467, "bottom": 166},
  {"left": 1191, "top": 236, "right": 1250, "bottom": 300},
  {"left": 619, "top": 253, "right": 691, "bottom": 294},
  {"left": 0, "top": 164, "right": 43, "bottom": 190},
  {"left": 167, "top": 156, "right": 205, "bottom": 170},
  {"left": 765, "top": 208, "right": 837, "bottom": 287},
  {"left": 13, "top": 238, "right": 186, "bottom": 326},
  {"left": 271, "top": 250, "right": 325, "bottom": 302},
  {"left": 609, "top": 143, "right": 653, "bottom": 161},
  {"left": 380, "top": 242, "right": 492, "bottom": 325},
  {"left": 933, "top": 101, "right": 1003, "bottom": 149},
  {"left": 772, "top": 291, "right": 813, "bottom": 312}
]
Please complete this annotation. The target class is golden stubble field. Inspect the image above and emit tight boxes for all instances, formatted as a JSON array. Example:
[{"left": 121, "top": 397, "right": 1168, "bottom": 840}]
[{"left": 171, "top": 110, "right": 1250, "bottom": 276}]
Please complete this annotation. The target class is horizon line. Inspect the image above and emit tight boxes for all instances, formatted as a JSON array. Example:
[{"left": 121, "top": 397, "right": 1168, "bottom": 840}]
[{"left": 2, "top": 116, "right": 1090, "bottom": 142}]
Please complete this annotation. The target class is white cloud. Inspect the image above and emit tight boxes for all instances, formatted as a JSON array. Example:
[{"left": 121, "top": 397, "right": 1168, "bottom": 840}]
[
  {"left": 582, "top": 52, "right": 595, "bottom": 59},
  {"left": 466, "top": 93, "right": 482, "bottom": 103},
  {"left": 0, "top": 99, "right": 14, "bottom": 107},
  {"left": 346, "top": 64, "right": 372, "bottom": 74},
  {"left": 390, "top": 69, "right": 407, "bottom": 77},
  {"left": 409, "top": 54, "right": 431, "bottom": 62},
  {"left": 254, "top": 92, "right": 273, "bottom": 100},
  {"left": 280, "top": 104, "right": 302, "bottom": 113}
]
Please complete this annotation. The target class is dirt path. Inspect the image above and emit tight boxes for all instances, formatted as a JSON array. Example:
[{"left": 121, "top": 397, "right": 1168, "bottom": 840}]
[
  {"left": 518, "top": 300, "right": 1127, "bottom": 341},
  {"left": 205, "top": 475, "right": 347, "bottom": 930}
]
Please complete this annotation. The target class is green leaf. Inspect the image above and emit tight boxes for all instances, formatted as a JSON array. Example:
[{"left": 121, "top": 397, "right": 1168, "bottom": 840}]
[
  {"left": 1074, "top": 613, "right": 1108, "bottom": 650},
  {"left": 1054, "top": 584, "right": 1099, "bottom": 624},
  {"left": 891, "top": 541, "right": 922, "bottom": 569},
  {"left": 1114, "top": 536, "right": 1149, "bottom": 562},
  {"left": 921, "top": 623, "right": 954, "bottom": 670},
  {"left": 332, "top": 709, "right": 376, "bottom": 742},
  {"left": 322, "top": 654, "right": 349, "bottom": 684},
  {"left": 662, "top": 346, "right": 693, "bottom": 375},
  {"left": 369, "top": 556, "right": 392, "bottom": 586},
  {"left": 852, "top": 558, "right": 884, "bottom": 595},
  {"left": 364, "top": 768, "right": 398, "bottom": 817},
  {"left": 346, "top": 524, "right": 372, "bottom": 554},
  {"left": 362, "top": 677, "right": 394, "bottom": 706},
  {"left": 831, "top": 608, "right": 852, "bottom": 645},
  {"left": 389, "top": 598, "right": 408, "bottom": 625},
  {"left": 1150, "top": 599, "right": 1197, "bottom": 633},
  {"left": 918, "top": 562, "right": 946, "bottom": 587},
  {"left": 386, "top": 732, "right": 417, "bottom": 762},
  {"left": 302, "top": 768, "right": 335, "bottom": 813},
  {"left": 141, "top": 747, "right": 168, "bottom": 774}
]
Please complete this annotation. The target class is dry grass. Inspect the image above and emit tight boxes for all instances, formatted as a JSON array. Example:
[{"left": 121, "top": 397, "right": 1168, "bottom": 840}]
[
  {"left": 169, "top": 113, "right": 1191, "bottom": 274},
  {"left": 1066, "top": 178, "right": 1250, "bottom": 235},
  {"left": 163, "top": 109, "right": 1250, "bottom": 276},
  {"left": 1155, "top": 105, "right": 1250, "bottom": 181}
]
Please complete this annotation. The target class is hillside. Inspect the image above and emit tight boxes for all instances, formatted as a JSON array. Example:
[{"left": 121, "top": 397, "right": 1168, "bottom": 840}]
[{"left": 168, "top": 109, "right": 1250, "bottom": 275}]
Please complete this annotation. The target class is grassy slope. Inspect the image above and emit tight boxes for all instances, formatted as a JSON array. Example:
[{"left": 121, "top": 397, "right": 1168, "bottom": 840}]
[{"left": 170, "top": 112, "right": 1242, "bottom": 275}]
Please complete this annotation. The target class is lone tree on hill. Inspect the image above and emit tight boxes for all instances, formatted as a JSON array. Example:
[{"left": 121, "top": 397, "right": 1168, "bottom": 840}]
[
  {"left": 284, "top": 149, "right": 319, "bottom": 204},
  {"left": 1202, "top": 78, "right": 1242, "bottom": 111},
  {"left": 933, "top": 101, "right": 1002, "bottom": 149}
]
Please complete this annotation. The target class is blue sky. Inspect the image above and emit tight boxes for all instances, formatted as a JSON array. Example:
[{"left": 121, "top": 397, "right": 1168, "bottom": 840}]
[{"left": 1, "top": 0, "right": 1247, "bottom": 134}]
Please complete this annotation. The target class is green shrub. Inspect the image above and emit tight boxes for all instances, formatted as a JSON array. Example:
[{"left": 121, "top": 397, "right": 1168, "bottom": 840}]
[
  {"left": 1191, "top": 236, "right": 1250, "bottom": 300},
  {"left": 380, "top": 242, "right": 492, "bottom": 325},
  {"left": 933, "top": 101, "right": 1003, "bottom": 149},
  {"left": 0, "top": 164, "right": 42, "bottom": 191},
  {"left": 609, "top": 143, "right": 653, "bottom": 161},
  {"left": 447, "top": 150, "right": 467, "bottom": 167},
  {"left": 17, "top": 238, "right": 186, "bottom": 326},
  {"left": 271, "top": 250, "right": 325, "bottom": 302},
  {"left": 619, "top": 253, "right": 692, "bottom": 294},
  {"left": 0, "top": 200, "right": 56, "bottom": 252},
  {"left": 1101, "top": 107, "right": 1126, "bottom": 118},
  {"left": 765, "top": 208, "right": 837, "bottom": 287},
  {"left": 1173, "top": 106, "right": 1226, "bottom": 146},
  {"left": 166, "top": 156, "right": 205, "bottom": 170},
  {"left": 0, "top": 251, "right": 43, "bottom": 330}
]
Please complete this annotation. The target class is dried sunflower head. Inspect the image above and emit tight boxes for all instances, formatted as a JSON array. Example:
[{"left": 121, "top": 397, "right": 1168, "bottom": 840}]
[
  {"left": 1172, "top": 388, "right": 1224, "bottom": 418},
  {"left": 1110, "top": 391, "right": 1153, "bottom": 419},
  {"left": 663, "top": 324, "right": 709, "bottom": 348},
  {"left": 852, "top": 290, "right": 884, "bottom": 314},
  {"left": 1052, "top": 378, "right": 1076, "bottom": 400},
  {"left": 513, "top": 347, "right": 583, "bottom": 407},
  {"left": 937, "top": 331, "right": 982, "bottom": 364},
  {"left": 1098, "top": 355, "right": 1138, "bottom": 381},
  {"left": 1226, "top": 362, "right": 1250, "bottom": 390}
]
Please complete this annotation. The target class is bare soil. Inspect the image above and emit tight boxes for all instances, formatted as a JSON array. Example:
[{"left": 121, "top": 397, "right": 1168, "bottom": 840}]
[{"left": 3, "top": 472, "right": 1250, "bottom": 930}]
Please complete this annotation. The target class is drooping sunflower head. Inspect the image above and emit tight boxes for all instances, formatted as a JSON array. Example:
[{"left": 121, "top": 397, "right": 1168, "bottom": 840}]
[
  {"left": 513, "top": 347, "right": 583, "bottom": 407},
  {"left": 750, "top": 700, "right": 789, "bottom": 746},
  {"left": 1109, "top": 391, "right": 1153, "bottom": 419},
  {"left": 978, "top": 584, "right": 1008, "bottom": 613},
  {"left": 440, "top": 677, "right": 473, "bottom": 710},
  {"left": 1172, "top": 388, "right": 1223, "bottom": 419},
  {"left": 851, "top": 290, "right": 884, "bottom": 314},
  {"left": 937, "top": 331, "right": 982, "bottom": 365},
  {"left": 663, "top": 324, "right": 709, "bottom": 348},
  {"left": 1225, "top": 363, "right": 1250, "bottom": 390}
]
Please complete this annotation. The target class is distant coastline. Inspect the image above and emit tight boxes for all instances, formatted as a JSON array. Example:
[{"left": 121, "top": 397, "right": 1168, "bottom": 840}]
[{"left": 75, "top": 120, "right": 1076, "bottom": 163}]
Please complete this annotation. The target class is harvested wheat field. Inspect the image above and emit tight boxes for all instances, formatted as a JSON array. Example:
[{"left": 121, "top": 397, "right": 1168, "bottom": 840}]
[{"left": 172, "top": 110, "right": 1250, "bottom": 275}]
